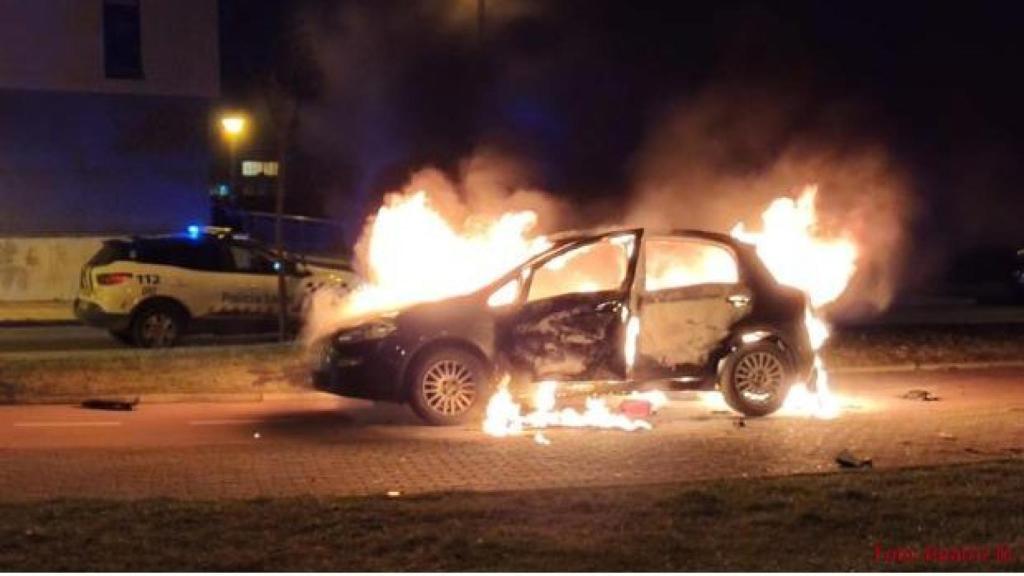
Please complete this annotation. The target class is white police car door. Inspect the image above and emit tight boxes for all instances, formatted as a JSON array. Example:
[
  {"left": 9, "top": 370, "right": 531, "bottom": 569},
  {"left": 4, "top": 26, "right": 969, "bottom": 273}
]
[{"left": 225, "top": 243, "right": 280, "bottom": 319}]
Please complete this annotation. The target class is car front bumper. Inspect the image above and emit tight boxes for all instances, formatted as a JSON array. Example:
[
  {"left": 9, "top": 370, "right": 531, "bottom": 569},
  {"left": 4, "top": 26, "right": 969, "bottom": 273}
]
[
  {"left": 312, "top": 338, "right": 405, "bottom": 402},
  {"left": 73, "top": 298, "right": 131, "bottom": 332}
]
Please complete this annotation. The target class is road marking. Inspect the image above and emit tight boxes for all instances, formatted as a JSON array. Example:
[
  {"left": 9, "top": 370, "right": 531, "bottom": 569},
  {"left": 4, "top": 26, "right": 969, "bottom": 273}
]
[
  {"left": 188, "top": 419, "right": 261, "bottom": 426},
  {"left": 13, "top": 421, "right": 121, "bottom": 428}
]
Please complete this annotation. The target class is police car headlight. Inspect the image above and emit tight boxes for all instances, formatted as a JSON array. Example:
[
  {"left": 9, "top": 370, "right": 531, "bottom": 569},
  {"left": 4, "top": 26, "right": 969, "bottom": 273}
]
[{"left": 335, "top": 319, "right": 397, "bottom": 344}]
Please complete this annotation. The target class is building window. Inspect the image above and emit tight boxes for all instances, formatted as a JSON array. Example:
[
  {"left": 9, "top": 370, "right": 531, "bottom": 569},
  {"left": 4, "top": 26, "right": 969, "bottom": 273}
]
[
  {"left": 242, "top": 161, "right": 280, "bottom": 177},
  {"left": 104, "top": 0, "right": 143, "bottom": 79}
]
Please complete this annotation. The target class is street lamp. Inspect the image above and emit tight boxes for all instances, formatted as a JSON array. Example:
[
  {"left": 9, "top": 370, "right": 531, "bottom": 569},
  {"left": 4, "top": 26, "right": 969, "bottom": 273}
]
[{"left": 220, "top": 114, "right": 247, "bottom": 195}]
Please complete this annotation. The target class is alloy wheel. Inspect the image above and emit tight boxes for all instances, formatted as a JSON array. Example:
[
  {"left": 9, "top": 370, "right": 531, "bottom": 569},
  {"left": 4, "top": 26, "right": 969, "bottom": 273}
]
[
  {"left": 421, "top": 359, "right": 478, "bottom": 416},
  {"left": 732, "top": 351, "right": 785, "bottom": 403}
]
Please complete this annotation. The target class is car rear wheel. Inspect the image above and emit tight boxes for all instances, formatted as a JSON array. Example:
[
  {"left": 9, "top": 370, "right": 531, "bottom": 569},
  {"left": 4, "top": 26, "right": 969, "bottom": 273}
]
[
  {"left": 131, "top": 305, "right": 184, "bottom": 348},
  {"left": 720, "top": 342, "right": 791, "bottom": 417},
  {"left": 409, "top": 347, "right": 491, "bottom": 426}
]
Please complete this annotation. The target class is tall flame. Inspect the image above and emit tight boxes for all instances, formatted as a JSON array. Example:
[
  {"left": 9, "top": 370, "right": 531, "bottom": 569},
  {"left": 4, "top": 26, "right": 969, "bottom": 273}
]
[
  {"left": 304, "top": 190, "right": 549, "bottom": 340},
  {"left": 729, "top": 185, "right": 855, "bottom": 419},
  {"left": 730, "top": 186, "right": 857, "bottom": 309}
]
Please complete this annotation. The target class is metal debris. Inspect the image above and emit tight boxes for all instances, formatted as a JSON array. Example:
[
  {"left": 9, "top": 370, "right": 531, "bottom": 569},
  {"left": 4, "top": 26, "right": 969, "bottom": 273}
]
[
  {"left": 901, "top": 389, "right": 940, "bottom": 401},
  {"left": 618, "top": 399, "right": 653, "bottom": 418},
  {"left": 835, "top": 449, "right": 873, "bottom": 469},
  {"left": 80, "top": 397, "right": 139, "bottom": 411}
]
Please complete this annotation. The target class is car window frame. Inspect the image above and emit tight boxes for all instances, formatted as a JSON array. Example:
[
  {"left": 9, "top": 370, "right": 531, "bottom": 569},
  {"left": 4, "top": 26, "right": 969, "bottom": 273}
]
[
  {"left": 523, "top": 231, "right": 639, "bottom": 304},
  {"left": 135, "top": 237, "right": 230, "bottom": 273},
  {"left": 641, "top": 235, "right": 744, "bottom": 294},
  {"left": 227, "top": 241, "right": 278, "bottom": 275}
]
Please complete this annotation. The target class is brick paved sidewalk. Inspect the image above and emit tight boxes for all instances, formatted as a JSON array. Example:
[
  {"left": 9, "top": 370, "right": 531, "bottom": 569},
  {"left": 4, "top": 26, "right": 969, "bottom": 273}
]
[{"left": 1, "top": 375, "right": 1021, "bottom": 501}]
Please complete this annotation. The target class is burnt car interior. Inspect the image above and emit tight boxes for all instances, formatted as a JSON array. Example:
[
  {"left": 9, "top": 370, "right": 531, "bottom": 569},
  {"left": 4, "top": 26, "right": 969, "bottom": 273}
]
[
  {"left": 499, "top": 231, "right": 640, "bottom": 383},
  {"left": 494, "top": 231, "right": 757, "bottom": 388}
]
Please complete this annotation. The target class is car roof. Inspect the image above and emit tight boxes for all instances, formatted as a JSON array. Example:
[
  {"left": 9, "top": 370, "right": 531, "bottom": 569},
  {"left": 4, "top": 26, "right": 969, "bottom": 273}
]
[{"left": 544, "top": 227, "right": 749, "bottom": 248}]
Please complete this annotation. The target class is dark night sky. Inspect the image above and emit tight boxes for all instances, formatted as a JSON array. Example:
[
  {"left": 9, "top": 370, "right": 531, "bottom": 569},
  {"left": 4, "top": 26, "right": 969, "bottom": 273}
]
[{"left": 219, "top": 1, "right": 1024, "bottom": 268}]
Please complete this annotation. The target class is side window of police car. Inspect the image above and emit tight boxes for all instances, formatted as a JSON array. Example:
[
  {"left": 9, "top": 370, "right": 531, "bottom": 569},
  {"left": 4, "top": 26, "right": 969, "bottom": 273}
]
[
  {"left": 229, "top": 245, "right": 276, "bottom": 275},
  {"left": 138, "top": 239, "right": 226, "bottom": 272}
]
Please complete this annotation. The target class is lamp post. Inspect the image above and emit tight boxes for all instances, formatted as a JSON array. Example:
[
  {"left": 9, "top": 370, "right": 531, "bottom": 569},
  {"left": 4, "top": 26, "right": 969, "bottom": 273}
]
[{"left": 220, "top": 114, "right": 246, "bottom": 195}]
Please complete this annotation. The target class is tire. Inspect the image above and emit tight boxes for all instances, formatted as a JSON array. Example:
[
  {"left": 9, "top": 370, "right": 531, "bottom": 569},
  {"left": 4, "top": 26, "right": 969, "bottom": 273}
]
[
  {"left": 408, "top": 347, "right": 492, "bottom": 426},
  {"left": 720, "top": 341, "right": 791, "bottom": 417},
  {"left": 131, "top": 304, "right": 185, "bottom": 348}
]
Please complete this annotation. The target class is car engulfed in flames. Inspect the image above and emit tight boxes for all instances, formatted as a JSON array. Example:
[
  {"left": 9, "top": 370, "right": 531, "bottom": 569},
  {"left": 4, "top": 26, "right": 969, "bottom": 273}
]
[{"left": 312, "top": 225, "right": 820, "bottom": 427}]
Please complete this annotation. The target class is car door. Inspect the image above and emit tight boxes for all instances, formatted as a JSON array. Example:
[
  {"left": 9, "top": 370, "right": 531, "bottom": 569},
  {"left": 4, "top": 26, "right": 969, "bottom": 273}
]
[
  {"left": 223, "top": 242, "right": 280, "bottom": 322},
  {"left": 634, "top": 236, "right": 753, "bottom": 379},
  {"left": 499, "top": 230, "right": 642, "bottom": 382}
]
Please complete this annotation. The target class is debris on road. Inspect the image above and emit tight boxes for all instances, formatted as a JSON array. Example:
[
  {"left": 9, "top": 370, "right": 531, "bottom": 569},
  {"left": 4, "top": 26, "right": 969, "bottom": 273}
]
[
  {"left": 386, "top": 490, "right": 402, "bottom": 498},
  {"left": 533, "top": 432, "right": 551, "bottom": 445},
  {"left": 835, "top": 449, "right": 873, "bottom": 469},
  {"left": 901, "top": 389, "right": 940, "bottom": 401},
  {"left": 80, "top": 397, "right": 138, "bottom": 411},
  {"left": 938, "top": 432, "right": 956, "bottom": 441},
  {"left": 618, "top": 399, "right": 653, "bottom": 418},
  {"left": 732, "top": 417, "right": 746, "bottom": 428},
  {"left": 253, "top": 432, "right": 261, "bottom": 439}
]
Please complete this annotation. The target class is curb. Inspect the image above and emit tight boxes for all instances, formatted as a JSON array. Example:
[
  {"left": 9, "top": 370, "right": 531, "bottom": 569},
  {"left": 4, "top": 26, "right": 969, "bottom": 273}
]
[
  {"left": 2, "top": 390, "right": 325, "bottom": 406},
  {"left": 829, "top": 360, "right": 1024, "bottom": 374},
  {"left": 0, "top": 320, "right": 78, "bottom": 328}
]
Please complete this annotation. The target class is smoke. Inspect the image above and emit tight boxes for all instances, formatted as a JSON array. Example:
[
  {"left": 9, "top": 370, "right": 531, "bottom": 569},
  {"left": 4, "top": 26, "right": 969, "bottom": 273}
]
[{"left": 623, "top": 85, "right": 916, "bottom": 317}]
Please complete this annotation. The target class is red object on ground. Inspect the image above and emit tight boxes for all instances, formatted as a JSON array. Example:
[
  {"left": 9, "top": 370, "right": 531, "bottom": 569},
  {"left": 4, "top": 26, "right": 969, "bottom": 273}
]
[{"left": 618, "top": 399, "right": 653, "bottom": 418}]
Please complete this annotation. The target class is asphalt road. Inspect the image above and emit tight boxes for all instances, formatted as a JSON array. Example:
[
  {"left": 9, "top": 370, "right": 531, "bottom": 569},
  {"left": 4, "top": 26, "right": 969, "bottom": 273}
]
[
  {"left": 0, "top": 368, "right": 1021, "bottom": 501},
  {"left": 0, "top": 324, "right": 278, "bottom": 353}
]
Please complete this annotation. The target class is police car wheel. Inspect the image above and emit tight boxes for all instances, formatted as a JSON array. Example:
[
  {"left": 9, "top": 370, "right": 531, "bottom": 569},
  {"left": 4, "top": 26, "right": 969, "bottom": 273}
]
[{"left": 132, "top": 306, "right": 183, "bottom": 348}]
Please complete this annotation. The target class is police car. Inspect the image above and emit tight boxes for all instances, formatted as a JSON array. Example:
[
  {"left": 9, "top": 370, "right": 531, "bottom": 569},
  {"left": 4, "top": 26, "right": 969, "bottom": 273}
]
[{"left": 74, "top": 226, "right": 359, "bottom": 347}]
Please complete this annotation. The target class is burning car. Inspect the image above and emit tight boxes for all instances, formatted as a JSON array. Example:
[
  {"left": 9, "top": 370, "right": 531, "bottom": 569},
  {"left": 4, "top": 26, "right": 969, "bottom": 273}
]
[{"left": 313, "top": 228, "right": 817, "bottom": 425}]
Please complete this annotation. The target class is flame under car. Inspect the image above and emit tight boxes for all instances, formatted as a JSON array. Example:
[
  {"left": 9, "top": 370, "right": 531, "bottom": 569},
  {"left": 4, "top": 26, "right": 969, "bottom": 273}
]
[{"left": 313, "top": 229, "right": 816, "bottom": 425}]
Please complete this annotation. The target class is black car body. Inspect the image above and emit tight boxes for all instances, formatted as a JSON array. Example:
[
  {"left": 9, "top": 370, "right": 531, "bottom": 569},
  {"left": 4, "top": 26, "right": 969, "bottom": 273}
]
[{"left": 314, "top": 228, "right": 816, "bottom": 424}]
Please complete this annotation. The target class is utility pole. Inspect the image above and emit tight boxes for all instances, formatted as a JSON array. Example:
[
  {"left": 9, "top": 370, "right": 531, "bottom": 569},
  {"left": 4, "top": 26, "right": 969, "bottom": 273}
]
[
  {"left": 477, "top": 0, "right": 486, "bottom": 50},
  {"left": 274, "top": 100, "right": 296, "bottom": 342}
]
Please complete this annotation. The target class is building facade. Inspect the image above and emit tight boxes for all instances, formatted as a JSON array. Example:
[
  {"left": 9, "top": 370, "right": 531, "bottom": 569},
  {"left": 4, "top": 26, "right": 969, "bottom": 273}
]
[
  {"left": 0, "top": 0, "right": 219, "bottom": 300},
  {"left": 0, "top": 0, "right": 219, "bottom": 234}
]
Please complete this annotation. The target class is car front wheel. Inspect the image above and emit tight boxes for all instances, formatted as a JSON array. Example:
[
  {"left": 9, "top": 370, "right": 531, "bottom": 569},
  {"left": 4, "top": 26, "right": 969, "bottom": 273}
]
[
  {"left": 720, "top": 342, "right": 791, "bottom": 417},
  {"left": 408, "top": 347, "right": 491, "bottom": 426}
]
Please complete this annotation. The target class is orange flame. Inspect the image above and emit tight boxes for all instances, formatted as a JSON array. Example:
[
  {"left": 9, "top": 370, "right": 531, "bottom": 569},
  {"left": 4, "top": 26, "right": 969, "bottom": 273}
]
[
  {"left": 728, "top": 185, "right": 856, "bottom": 419},
  {"left": 483, "top": 378, "right": 669, "bottom": 438},
  {"left": 304, "top": 190, "right": 549, "bottom": 340},
  {"left": 731, "top": 186, "right": 857, "bottom": 309}
]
